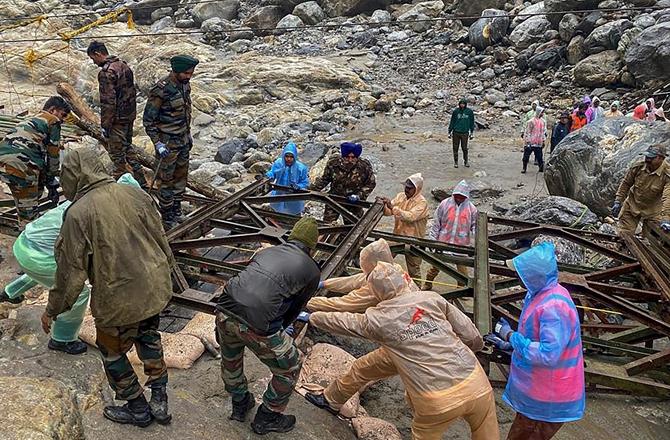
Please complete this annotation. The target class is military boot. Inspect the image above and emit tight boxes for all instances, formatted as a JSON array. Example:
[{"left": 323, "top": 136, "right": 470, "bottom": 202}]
[
  {"left": 521, "top": 161, "right": 528, "bottom": 174},
  {"left": 160, "top": 207, "right": 177, "bottom": 231},
  {"left": 230, "top": 392, "right": 255, "bottom": 422},
  {"left": 149, "top": 384, "right": 172, "bottom": 425},
  {"left": 305, "top": 392, "right": 338, "bottom": 415},
  {"left": 48, "top": 338, "right": 87, "bottom": 355},
  {"left": 172, "top": 201, "right": 187, "bottom": 224},
  {"left": 251, "top": 404, "right": 296, "bottom": 435},
  {"left": 103, "top": 395, "right": 153, "bottom": 427}
]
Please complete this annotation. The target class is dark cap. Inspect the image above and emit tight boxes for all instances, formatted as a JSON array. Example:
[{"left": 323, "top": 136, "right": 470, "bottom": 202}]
[
  {"left": 643, "top": 144, "right": 667, "bottom": 158},
  {"left": 559, "top": 112, "right": 570, "bottom": 119}
]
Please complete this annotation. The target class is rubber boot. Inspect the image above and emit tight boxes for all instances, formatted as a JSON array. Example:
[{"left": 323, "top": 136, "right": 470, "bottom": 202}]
[
  {"left": 305, "top": 392, "right": 338, "bottom": 415},
  {"left": 103, "top": 395, "right": 153, "bottom": 428},
  {"left": 230, "top": 392, "right": 255, "bottom": 422},
  {"left": 149, "top": 384, "right": 172, "bottom": 425},
  {"left": 48, "top": 338, "right": 88, "bottom": 355},
  {"left": 0, "top": 289, "right": 24, "bottom": 304},
  {"left": 251, "top": 403, "right": 296, "bottom": 435}
]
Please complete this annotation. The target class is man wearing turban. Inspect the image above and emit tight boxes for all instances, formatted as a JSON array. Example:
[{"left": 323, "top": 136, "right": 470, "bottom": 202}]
[{"left": 143, "top": 54, "right": 199, "bottom": 228}]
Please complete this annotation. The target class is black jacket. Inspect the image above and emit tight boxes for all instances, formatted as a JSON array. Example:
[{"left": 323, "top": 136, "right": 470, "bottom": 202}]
[
  {"left": 551, "top": 122, "right": 569, "bottom": 150},
  {"left": 216, "top": 240, "right": 321, "bottom": 335}
]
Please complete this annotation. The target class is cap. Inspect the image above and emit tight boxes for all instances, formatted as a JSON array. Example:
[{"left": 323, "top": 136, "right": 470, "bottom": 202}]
[{"left": 643, "top": 144, "right": 667, "bottom": 159}]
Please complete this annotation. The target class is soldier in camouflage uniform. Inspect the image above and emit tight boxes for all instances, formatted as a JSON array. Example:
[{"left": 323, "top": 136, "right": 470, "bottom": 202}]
[
  {"left": 310, "top": 142, "right": 376, "bottom": 223},
  {"left": 87, "top": 41, "right": 146, "bottom": 187},
  {"left": 0, "top": 96, "right": 70, "bottom": 228},
  {"left": 143, "top": 54, "right": 199, "bottom": 226}
]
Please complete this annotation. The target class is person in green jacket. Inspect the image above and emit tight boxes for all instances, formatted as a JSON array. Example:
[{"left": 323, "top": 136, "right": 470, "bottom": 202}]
[{"left": 448, "top": 98, "right": 475, "bottom": 168}]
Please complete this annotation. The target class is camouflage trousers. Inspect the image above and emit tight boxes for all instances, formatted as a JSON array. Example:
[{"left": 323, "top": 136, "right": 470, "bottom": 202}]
[
  {"left": 106, "top": 122, "right": 146, "bottom": 186},
  {"left": 157, "top": 139, "right": 190, "bottom": 212},
  {"left": 215, "top": 313, "right": 303, "bottom": 413},
  {"left": 95, "top": 314, "right": 168, "bottom": 401},
  {"left": 0, "top": 158, "right": 41, "bottom": 226}
]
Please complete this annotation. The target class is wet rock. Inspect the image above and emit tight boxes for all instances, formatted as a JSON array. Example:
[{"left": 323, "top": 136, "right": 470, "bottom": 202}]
[
  {"left": 374, "top": 96, "right": 393, "bottom": 111},
  {"left": 634, "top": 14, "right": 657, "bottom": 29},
  {"left": 276, "top": 14, "right": 305, "bottom": 33},
  {"left": 215, "top": 138, "right": 247, "bottom": 164},
  {"left": 191, "top": 162, "right": 229, "bottom": 183},
  {"left": 128, "top": 0, "right": 177, "bottom": 24},
  {"left": 352, "top": 417, "right": 403, "bottom": 440},
  {"left": 511, "top": 1, "right": 545, "bottom": 29},
  {"left": 574, "top": 11, "right": 602, "bottom": 37},
  {"left": 484, "top": 89, "right": 506, "bottom": 104},
  {"left": 387, "top": 30, "right": 410, "bottom": 41},
  {"left": 510, "top": 15, "right": 552, "bottom": 49},
  {"left": 453, "top": 0, "right": 507, "bottom": 25},
  {"left": 244, "top": 6, "right": 285, "bottom": 34},
  {"left": 519, "top": 78, "right": 540, "bottom": 92},
  {"left": 583, "top": 19, "right": 634, "bottom": 54},
  {"left": 293, "top": 1, "right": 325, "bottom": 25},
  {"left": 545, "top": 117, "right": 670, "bottom": 216},
  {"left": 151, "top": 16, "right": 174, "bottom": 32},
  {"left": 176, "top": 18, "right": 196, "bottom": 28},
  {"left": 468, "top": 9, "right": 510, "bottom": 51},
  {"left": 508, "top": 196, "right": 599, "bottom": 228},
  {"left": 150, "top": 7, "right": 173, "bottom": 22},
  {"left": 617, "top": 27, "right": 641, "bottom": 58},
  {"left": 192, "top": 0, "right": 239, "bottom": 25},
  {"left": 300, "top": 143, "right": 328, "bottom": 166},
  {"left": 249, "top": 161, "right": 272, "bottom": 174},
  {"left": 544, "top": 0, "right": 600, "bottom": 27},
  {"left": 320, "top": 0, "right": 392, "bottom": 17},
  {"left": 624, "top": 22, "right": 670, "bottom": 84},
  {"left": 528, "top": 46, "right": 565, "bottom": 71},
  {"left": 574, "top": 50, "right": 622, "bottom": 87},
  {"left": 559, "top": 13, "right": 580, "bottom": 42},
  {"left": 567, "top": 35, "right": 587, "bottom": 64},
  {"left": 481, "top": 68, "right": 495, "bottom": 80},
  {"left": 370, "top": 9, "right": 392, "bottom": 24},
  {"left": 244, "top": 151, "right": 273, "bottom": 168},
  {"left": 430, "top": 181, "right": 504, "bottom": 201},
  {"left": 0, "top": 377, "right": 84, "bottom": 440},
  {"left": 531, "top": 235, "right": 586, "bottom": 265}
]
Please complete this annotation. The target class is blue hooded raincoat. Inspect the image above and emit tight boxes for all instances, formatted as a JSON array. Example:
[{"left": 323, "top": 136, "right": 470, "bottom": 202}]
[
  {"left": 503, "top": 242, "right": 585, "bottom": 423},
  {"left": 266, "top": 142, "right": 309, "bottom": 215}
]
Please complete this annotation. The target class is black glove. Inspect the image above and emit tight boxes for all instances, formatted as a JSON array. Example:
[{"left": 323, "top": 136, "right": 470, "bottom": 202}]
[
  {"left": 611, "top": 201, "right": 622, "bottom": 217},
  {"left": 46, "top": 177, "right": 60, "bottom": 205},
  {"left": 289, "top": 183, "right": 299, "bottom": 191}
]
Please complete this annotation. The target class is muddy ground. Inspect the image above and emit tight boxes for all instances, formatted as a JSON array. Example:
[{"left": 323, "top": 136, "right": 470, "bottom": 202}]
[{"left": 1, "top": 109, "right": 669, "bottom": 439}]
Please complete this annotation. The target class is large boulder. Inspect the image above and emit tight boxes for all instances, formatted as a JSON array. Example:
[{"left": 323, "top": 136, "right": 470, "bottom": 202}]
[
  {"left": 511, "top": 1, "right": 545, "bottom": 29},
  {"left": 544, "top": 0, "right": 600, "bottom": 27},
  {"left": 624, "top": 22, "right": 670, "bottom": 84},
  {"left": 528, "top": 46, "right": 565, "bottom": 71},
  {"left": 244, "top": 6, "right": 285, "bottom": 33},
  {"left": 276, "top": 14, "right": 305, "bottom": 33},
  {"left": 0, "top": 376, "right": 84, "bottom": 440},
  {"left": 558, "top": 13, "right": 580, "bottom": 42},
  {"left": 544, "top": 117, "right": 670, "bottom": 216},
  {"left": 508, "top": 196, "right": 599, "bottom": 228},
  {"left": 452, "top": 0, "right": 507, "bottom": 25},
  {"left": 397, "top": 0, "right": 445, "bottom": 19},
  {"left": 583, "top": 19, "right": 634, "bottom": 54},
  {"left": 320, "top": 0, "right": 392, "bottom": 17},
  {"left": 468, "top": 9, "right": 510, "bottom": 51},
  {"left": 293, "top": 1, "right": 326, "bottom": 24},
  {"left": 192, "top": 0, "right": 240, "bottom": 25},
  {"left": 573, "top": 50, "right": 622, "bottom": 87},
  {"left": 510, "top": 15, "right": 552, "bottom": 49},
  {"left": 567, "top": 35, "right": 587, "bottom": 64},
  {"left": 128, "top": 0, "right": 178, "bottom": 24}
]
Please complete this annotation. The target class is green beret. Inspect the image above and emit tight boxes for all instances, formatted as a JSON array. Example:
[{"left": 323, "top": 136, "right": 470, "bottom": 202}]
[{"left": 170, "top": 55, "right": 199, "bottom": 73}]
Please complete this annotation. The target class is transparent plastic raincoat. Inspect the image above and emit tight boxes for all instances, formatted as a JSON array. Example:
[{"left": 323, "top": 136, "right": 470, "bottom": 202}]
[{"left": 266, "top": 142, "right": 309, "bottom": 215}]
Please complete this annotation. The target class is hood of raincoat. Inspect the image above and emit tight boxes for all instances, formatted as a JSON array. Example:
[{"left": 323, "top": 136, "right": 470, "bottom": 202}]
[
  {"left": 282, "top": 142, "right": 299, "bottom": 166},
  {"left": 407, "top": 172, "right": 424, "bottom": 197},
  {"left": 368, "top": 261, "right": 413, "bottom": 302},
  {"left": 611, "top": 100, "right": 620, "bottom": 109},
  {"left": 647, "top": 98, "right": 655, "bottom": 108},
  {"left": 531, "top": 100, "right": 539, "bottom": 107},
  {"left": 535, "top": 106, "right": 545, "bottom": 118},
  {"left": 360, "top": 238, "right": 394, "bottom": 275},
  {"left": 510, "top": 242, "right": 558, "bottom": 296},
  {"left": 451, "top": 179, "right": 470, "bottom": 199},
  {"left": 582, "top": 96, "right": 592, "bottom": 105},
  {"left": 592, "top": 96, "right": 600, "bottom": 105},
  {"left": 61, "top": 148, "right": 114, "bottom": 201}
]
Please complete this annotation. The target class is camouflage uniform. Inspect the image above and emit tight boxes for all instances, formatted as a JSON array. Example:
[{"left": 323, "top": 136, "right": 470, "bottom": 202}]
[
  {"left": 310, "top": 154, "right": 376, "bottom": 223},
  {"left": 95, "top": 314, "right": 168, "bottom": 401},
  {"left": 0, "top": 111, "right": 61, "bottom": 225},
  {"left": 98, "top": 55, "right": 146, "bottom": 186},
  {"left": 215, "top": 313, "right": 303, "bottom": 413},
  {"left": 142, "top": 73, "right": 192, "bottom": 215}
]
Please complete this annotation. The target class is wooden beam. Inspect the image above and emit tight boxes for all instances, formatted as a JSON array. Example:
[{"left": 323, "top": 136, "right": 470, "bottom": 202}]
[
  {"left": 474, "top": 212, "right": 492, "bottom": 335},
  {"left": 624, "top": 349, "right": 670, "bottom": 376},
  {"left": 620, "top": 232, "right": 670, "bottom": 301}
]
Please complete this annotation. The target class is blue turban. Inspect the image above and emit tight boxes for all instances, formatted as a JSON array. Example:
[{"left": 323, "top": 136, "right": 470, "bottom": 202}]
[{"left": 340, "top": 142, "right": 363, "bottom": 158}]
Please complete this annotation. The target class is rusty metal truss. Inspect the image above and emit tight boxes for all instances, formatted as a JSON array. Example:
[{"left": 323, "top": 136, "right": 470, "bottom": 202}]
[{"left": 2, "top": 178, "right": 670, "bottom": 397}]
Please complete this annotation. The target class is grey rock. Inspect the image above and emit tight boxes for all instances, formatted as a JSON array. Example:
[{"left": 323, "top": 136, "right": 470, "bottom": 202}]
[
  {"left": 549, "top": 80, "right": 564, "bottom": 88},
  {"left": 544, "top": 117, "right": 670, "bottom": 216},
  {"left": 176, "top": 18, "right": 196, "bottom": 28},
  {"left": 574, "top": 11, "right": 602, "bottom": 37},
  {"left": 453, "top": 0, "right": 507, "bottom": 25},
  {"left": 481, "top": 68, "right": 496, "bottom": 80},
  {"left": 387, "top": 30, "right": 410, "bottom": 41},
  {"left": 397, "top": 1, "right": 445, "bottom": 19},
  {"left": 249, "top": 161, "right": 272, "bottom": 174},
  {"left": 215, "top": 139, "right": 246, "bottom": 164},
  {"left": 559, "top": 13, "right": 580, "bottom": 42},
  {"left": 128, "top": 0, "right": 177, "bottom": 25},
  {"left": 194, "top": 113, "right": 215, "bottom": 127},
  {"left": 244, "top": 6, "right": 285, "bottom": 34},
  {"left": 544, "top": 0, "right": 600, "bottom": 27},
  {"left": 431, "top": 181, "right": 505, "bottom": 202},
  {"left": 312, "top": 121, "right": 336, "bottom": 132},
  {"left": 229, "top": 28, "right": 255, "bottom": 42},
  {"left": 229, "top": 39, "right": 251, "bottom": 53},
  {"left": 191, "top": 161, "right": 229, "bottom": 183},
  {"left": 634, "top": 14, "right": 657, "bottom": 29},
  {"left": 150, "top": 16, "right": 174, "bottom": 32},
  {"left": 616, "top": 27, "right": 641, "bottom": 58},
  {"left": 511, "top": 1, "right": 545, "bottom": 29},
  {"left": 452, "top": 61, "right": 468, "bottom": 73},
  {"left": 508, "top": 196, "right": 598, "bottom": 228},
  {"left": 484, "top": 89, "right": 506, "bottom": 104},
  {"left": 276, "top": 14, "right": 304, "bottom": 33},
  {"left": 567, "top": 35, "right": 587, "bottom": 64},
  {"left": 244, "top": 151, "right": 273, "bottom": 168},
  {"left": 544, "top": 30, "right": 559, "bottom": 41},
  {"left": 583, "top": 19, "right": 634, "bottom": 54},
  {"left": 624, "top": 22, "right": 670, "bottom": 84},
  {"left": 370, "top": 84, "right": 385, "bottom": 98},
  {"left": 320, "top": 0, "right": 392, "bottom": 17},
  {"left": 192, "top": 0, "right": 239, "bottom": 25},
  {"left": 531, "top": 235, "right": 586, "bottom": 265},
  {"left": 519, "top": 78, "right": 540, "bottom": 92},
  {"left": 150, "top": 7, "right": 173, "bottom": 22},
  {"left": 469, "top": 9, "right": 509, "bottom": 51},
  {"left": 300, "top": 143, "right": 329, "bottom": 166},
  {"left": 510, "top": 15, "right": 552, "bottom": 49},
  {"left": 574, "top": 50, "right": 622, "bottom": 87},
  {"left": 293, "top": 1, "right": 325, "bottom": 25},
  {"left": 406, "top": 13, "right": 432, "bottom": 33},
  {"left": 374, "top": 96, "right": 394, "bottom": 111},
  {"left": 370, "top": 9, "right": 392, "bottom": 24},
  {"left": 528, "top": 47, "right": 565, "bottom": 71}
]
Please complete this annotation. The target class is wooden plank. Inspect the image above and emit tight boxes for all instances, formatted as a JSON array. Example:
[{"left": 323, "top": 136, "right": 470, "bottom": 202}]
[
  {"left": 585, "top": 369, "right": 670, "bottom": 398},
  {"left": 473, "top": 212, "right": 492, "bottom": 335},
  {"left": 620, "top": 232, "right": 670, "bottom": 301},
  {"left": 624, "top": 349, "right": 670, "bottom": 376}
]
